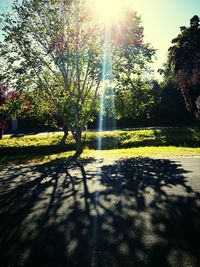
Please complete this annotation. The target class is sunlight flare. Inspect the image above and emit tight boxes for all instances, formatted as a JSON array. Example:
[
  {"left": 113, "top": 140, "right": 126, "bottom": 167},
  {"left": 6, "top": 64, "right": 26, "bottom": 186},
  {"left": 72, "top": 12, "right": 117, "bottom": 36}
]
[{"left": 89, "top": 0, "right": 127, "bottom": 25}]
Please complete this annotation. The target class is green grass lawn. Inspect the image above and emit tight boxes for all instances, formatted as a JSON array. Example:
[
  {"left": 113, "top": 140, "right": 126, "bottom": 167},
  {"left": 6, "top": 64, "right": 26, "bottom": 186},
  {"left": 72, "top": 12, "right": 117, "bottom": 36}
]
[
  {"left": 0, "top": 127, "right": 200, "bottom": 165},
  {"left": 0, "top": 147, "right": 200, "bottom": 166},
  {"left": 1, "top": 127, "right": 200, "bottom": 149}
]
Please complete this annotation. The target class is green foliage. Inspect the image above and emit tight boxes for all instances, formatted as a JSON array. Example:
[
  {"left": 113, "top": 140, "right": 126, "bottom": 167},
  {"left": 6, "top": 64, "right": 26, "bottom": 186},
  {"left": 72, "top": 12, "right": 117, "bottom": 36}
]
[
  {"left": 0, "top": 0, "right": 103, "bottom": 153},
  {"left": 21, "top": 88, "right": 71, "bottom": 128},
  {"left": 115, "top": 78, "right": 162, "bottom": 120},
  {"left": 0, "top": 78, "right": 25, "bottom": 138},
  {"left": 153, "top": 74, "right": 193, "bottom": 124},
  {"left": 110, "top": 11, "right": 156, "bottom": 121},
  {"left": 167, "top": 15, "right": 200, "bottom": 119}
]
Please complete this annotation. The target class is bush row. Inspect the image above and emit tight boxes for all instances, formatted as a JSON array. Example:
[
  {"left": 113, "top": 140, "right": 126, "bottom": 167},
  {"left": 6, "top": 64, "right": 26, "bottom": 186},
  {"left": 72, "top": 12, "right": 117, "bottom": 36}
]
[{"left": 0, "top": 128, "right": 200, "bottom": 156}]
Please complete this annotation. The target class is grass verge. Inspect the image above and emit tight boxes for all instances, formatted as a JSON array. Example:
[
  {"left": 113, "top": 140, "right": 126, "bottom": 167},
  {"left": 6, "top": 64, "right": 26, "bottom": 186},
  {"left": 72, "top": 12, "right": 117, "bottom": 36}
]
[
  {"left": 0, "top": 146, "right": 200, "bottom": 166},
  {"left": 1, "top": 127, "right": 200, "bottom": 156},
  {"left": 1, "top": 127, "right": 200, "bottom": 165}
]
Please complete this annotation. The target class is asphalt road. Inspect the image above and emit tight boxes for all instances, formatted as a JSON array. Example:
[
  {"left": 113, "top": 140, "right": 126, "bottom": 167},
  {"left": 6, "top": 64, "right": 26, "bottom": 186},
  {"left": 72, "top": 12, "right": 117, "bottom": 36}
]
[{"left": 0, "top": 157, "right": 200, "bottom": 267}]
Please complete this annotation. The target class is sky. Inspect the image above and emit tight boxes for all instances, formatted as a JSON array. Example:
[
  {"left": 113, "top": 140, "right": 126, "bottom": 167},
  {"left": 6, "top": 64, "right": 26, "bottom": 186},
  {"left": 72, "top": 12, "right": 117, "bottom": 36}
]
[
  {"left": 132, "top": 0, "right": 200, "bottom": 70},
  {"left": 0, "top": 0, "right": 200, "bottom": 71}
]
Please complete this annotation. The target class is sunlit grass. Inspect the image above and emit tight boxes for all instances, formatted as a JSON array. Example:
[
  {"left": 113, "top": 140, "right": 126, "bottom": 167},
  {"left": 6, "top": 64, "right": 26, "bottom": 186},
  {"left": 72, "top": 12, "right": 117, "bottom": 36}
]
[
  {"left": 1, "top": 127, "right": 200, "bottom": 149},
  {"left": 88, "top": 147, "right": 200, "bottom": 158},
  {"left": 0, "top": 151, "right": 75, "bottom": 166},
  {"left": 0, "top": 146, "right": 200, "bottom": 166},
  {"left": 0, "top": 128, "right": 200, "bottom": 165}
]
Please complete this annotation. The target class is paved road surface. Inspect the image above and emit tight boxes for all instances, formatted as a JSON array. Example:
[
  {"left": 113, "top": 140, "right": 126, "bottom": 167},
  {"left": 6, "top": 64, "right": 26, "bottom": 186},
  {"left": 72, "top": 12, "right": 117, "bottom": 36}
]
[{"left": 0, "top": 157, "right": 200, "bottom": 267}]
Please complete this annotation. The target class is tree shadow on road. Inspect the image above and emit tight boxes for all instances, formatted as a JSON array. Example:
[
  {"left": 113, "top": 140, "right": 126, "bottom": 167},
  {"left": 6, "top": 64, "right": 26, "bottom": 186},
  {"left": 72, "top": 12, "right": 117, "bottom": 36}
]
[{"left": 0, "top": 157, "right": 199, "bottom": 267}]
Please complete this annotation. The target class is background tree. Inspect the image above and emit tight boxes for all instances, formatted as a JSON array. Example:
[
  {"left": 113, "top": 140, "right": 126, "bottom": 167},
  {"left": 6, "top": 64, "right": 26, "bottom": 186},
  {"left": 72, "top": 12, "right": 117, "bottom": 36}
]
[
  {"left": 156, "top": 66, "right": 194, "bottom": 125},
  {"left": 0, "top": 0, "right": 102, "bottom": 154},
  {"left": 112, "top": 11, "right": 156, "bottom": 122},
  {"left": 115, "top": 77, "right": 162, "bottom": 123},
  {"left": 0, "top": 80, "right": 24, "bottom": 139},
  {"left": 0, "top": 81, "right": 10, "bottom": 139},
  {"left": 168, "top": 15, "right": 200, "bottom": 120},
  {"left": 22, "top": 86, "right": 97, "bottom": 144}
]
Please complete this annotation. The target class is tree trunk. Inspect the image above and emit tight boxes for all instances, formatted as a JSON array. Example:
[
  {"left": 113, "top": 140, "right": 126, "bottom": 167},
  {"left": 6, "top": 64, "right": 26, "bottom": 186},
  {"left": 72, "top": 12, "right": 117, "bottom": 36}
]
[
  {"left": 60, "top": 123, "right": 69, "bottom": 145},
  {"left": 75, "top": 130, "right": 83, "bottom": 155}
]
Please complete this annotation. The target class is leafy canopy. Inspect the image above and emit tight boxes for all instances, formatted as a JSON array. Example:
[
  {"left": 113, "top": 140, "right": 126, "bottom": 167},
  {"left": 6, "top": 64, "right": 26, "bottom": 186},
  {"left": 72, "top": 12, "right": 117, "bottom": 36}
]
[{"left": 168, "top": 15, "right": 200, "bottom": 119}]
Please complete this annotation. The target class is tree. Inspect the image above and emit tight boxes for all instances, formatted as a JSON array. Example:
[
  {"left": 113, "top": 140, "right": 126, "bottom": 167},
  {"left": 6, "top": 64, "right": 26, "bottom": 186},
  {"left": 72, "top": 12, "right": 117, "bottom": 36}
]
[
  {"left": 168, "top": 15, "right": 200, "bottom": 120},
  {"left": 112, "top": 11, "right": 156, "bottom": 121},
  {"left": 0, "top": 80, "right": 24, "bottom": 139},
  {"left": 115, "top": 77, "right": 160, "bottom": 122},
  {"left": 0, "top": 81, "right": 10, "bottom": 139},
  {"left": 156, "top": 73, "right": 193, "bottom": 125},
  {"left": 0, "top": 0, "right": 102, "bottom": 154},
  {"left": 22, "top": 86, "right": 97, "bottom": 144}
]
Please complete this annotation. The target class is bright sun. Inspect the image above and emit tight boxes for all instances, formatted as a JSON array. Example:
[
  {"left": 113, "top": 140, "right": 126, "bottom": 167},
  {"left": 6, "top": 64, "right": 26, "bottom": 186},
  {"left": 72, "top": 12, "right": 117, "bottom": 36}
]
[{"left": 90, "top": 0, "right": 126, "bottom": 25}]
